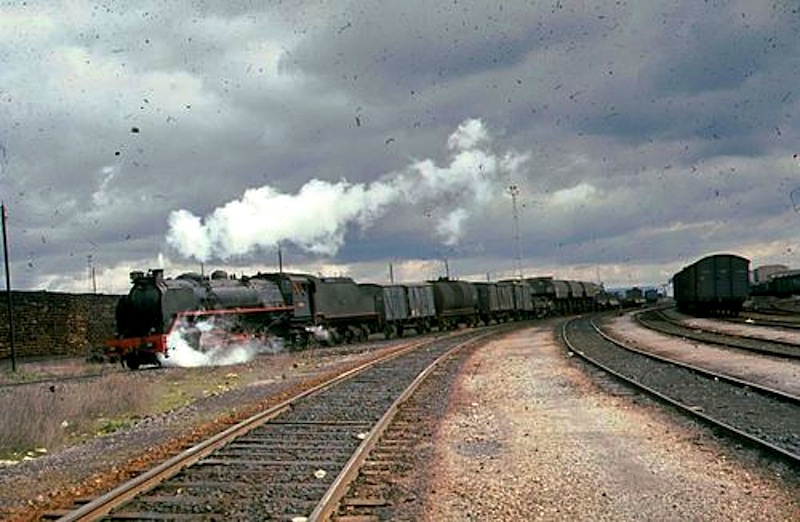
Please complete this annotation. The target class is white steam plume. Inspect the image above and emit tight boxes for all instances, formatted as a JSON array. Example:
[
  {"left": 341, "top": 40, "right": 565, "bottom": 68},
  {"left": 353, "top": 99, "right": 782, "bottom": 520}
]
[
  {"left": 167, "top": 118, "right": 529, "bottom": 261},
  {"left": 160, "top": 318, "right": 285, "bottom": 367}
]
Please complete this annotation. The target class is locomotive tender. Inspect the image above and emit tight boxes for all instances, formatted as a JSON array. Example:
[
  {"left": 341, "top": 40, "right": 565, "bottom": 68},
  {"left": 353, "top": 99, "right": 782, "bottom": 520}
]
[{"left": 107, "top": 268, "right": 611, "bottom": 369}]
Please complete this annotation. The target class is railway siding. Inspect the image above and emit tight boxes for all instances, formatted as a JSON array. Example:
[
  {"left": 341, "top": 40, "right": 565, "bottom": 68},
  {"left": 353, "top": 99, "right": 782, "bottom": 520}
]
[
  {"left": 566, "top": 316, "right": 800, "bottom": 461},
  {"left": 636, "top": 309, "right": 800, "bottom": 359},
  {"left": 602, "top": 312, "right": 800, "bottom": 397}
]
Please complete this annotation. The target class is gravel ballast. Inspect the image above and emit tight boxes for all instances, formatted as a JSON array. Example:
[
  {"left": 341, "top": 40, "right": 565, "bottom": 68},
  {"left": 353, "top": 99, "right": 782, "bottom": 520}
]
[
  {"left": 2, "top": 323, "right": 798, "bottom": 520},
  {"left": 423, "top": 324, "right": 799, "bottom": 520}
]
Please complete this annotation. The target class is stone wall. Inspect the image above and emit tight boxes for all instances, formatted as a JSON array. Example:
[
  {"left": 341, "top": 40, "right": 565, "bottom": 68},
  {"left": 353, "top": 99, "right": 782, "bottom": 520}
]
[{"left": 0, "top": 291, "right": 120, "bottom": 360}]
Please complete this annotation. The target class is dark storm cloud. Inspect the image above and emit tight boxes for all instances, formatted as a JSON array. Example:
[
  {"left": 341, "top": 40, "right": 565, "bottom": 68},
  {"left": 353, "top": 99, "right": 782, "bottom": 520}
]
[
  {"left": 644, "top": 4, "right": 797, "bottom": 95},
  {"left": 284, "top": 1, "right": 627, "bottom": 103},
  {"left": 1, "top": 0, "right": 799, "bottom": 292}
]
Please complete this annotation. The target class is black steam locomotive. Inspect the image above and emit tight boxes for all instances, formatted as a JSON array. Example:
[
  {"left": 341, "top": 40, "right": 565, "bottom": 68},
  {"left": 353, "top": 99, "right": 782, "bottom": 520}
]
[{"left": 106, "top": 268, "right": 609, "bottom": 369}]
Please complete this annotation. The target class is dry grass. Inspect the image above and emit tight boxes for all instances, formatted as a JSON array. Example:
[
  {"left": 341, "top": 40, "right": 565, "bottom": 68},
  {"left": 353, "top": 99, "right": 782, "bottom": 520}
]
[
  {"left": 0, "top": 357, "right": 111, "bottom": 385},
  {"left": 0, "top": 350, "right": 324, "bottom": 462},
  {"left": 0, "top": 374, "right": 149, "bottom": 460}
]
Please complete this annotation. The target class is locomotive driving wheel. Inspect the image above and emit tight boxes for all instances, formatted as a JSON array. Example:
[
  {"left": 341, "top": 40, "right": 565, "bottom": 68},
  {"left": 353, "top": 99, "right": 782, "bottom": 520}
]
[{"left": 124, "top": 353, "right": 140, "bottom": 370}]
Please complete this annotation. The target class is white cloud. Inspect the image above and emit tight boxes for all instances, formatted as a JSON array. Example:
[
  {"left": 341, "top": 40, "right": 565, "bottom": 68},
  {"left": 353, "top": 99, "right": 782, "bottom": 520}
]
[{"left": 549, "top": 182, "right": 599, "bottom": 208}]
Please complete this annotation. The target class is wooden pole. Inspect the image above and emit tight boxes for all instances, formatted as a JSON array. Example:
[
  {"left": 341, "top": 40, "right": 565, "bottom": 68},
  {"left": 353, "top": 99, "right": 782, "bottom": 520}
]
[{"left": 2, "top": 203, "right": 16, "bottom": 372}]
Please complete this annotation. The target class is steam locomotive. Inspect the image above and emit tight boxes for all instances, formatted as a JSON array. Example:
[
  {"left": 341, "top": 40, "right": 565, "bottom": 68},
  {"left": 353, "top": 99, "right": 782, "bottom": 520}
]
[{"left": 106, "top": 268, "right": 610, "bottom": 369}]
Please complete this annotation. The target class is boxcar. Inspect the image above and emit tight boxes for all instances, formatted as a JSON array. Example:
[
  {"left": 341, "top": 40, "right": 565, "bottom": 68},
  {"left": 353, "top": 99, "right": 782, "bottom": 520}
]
[
  {"left": 379, "top": 283, "right": 436, "bottom": 337},
  {"left": 673, "top": 254, "right": 750, "bottom": 316},
  {"left": 767, "top": 271, "right": 800, "bottom": 297},
  {"left": 473, "top": 282, "right": 501, "bottom": 325},
  {"left": 499, "top": 280, "right": 534, "bottom": 319}
]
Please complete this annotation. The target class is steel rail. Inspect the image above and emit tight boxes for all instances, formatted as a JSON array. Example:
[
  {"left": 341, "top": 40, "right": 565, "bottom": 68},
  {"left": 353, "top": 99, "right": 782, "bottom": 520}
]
[
  {"left": 54, "top": 334, "right": 457, "bottom": 522},
  {"left": 595, "top": 316, "right": 799, "bottom": 404},
  {"left": 635, "top": 308, "right": 800, "bottom": 359},
  {"left": 308, "top": 330, "right": 497, "bottom": 521},
  {"left": 561, "top": 317, "right": 800, "bottom": 466}
]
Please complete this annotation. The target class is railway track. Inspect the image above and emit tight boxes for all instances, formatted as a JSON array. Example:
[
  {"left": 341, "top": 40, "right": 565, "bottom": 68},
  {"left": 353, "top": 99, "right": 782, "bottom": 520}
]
[
  {"left": 737, "top": 311, "right": 800, "bottom": 329},
  {"left": 562, "top": 315, "right": 800, "bottom": 466},
  {"left": 635, "top": 308, "right": 800, "bottom": 359},
  {"left": 0, "top": 365, "right": 128, "bottom": 390},
  {"left": 324, "top": 322, "right": 479, "bottom": 520},
  {"left": 48, "top": 326, "right": 506, "bottom": 520}
]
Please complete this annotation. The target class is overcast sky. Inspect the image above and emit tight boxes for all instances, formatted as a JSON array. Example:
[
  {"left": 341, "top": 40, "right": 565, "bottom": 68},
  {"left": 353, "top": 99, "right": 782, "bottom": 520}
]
[{"left": 1, "top": 1, "right": 798, "bottom": 294}]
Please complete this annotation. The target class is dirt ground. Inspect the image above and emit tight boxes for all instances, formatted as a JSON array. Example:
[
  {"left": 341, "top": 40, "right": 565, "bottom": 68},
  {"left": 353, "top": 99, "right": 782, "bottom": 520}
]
[{"left": 423, "top": 324, "right": 799, "bottom": 521}]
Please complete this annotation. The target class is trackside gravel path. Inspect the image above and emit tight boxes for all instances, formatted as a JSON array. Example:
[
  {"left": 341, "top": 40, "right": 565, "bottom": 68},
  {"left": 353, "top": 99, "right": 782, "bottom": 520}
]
[{"left": 423, "top": 324, "right": 799, "bottom": 521}]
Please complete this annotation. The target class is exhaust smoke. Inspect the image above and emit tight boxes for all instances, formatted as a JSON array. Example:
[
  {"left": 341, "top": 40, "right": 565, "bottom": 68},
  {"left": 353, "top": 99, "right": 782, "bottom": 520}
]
[
  {"left": 166, "top": 118, "right": 529, "bottom": 261},
  {"left": 160, "top": 317, "right": 285, "bottom": 367}
]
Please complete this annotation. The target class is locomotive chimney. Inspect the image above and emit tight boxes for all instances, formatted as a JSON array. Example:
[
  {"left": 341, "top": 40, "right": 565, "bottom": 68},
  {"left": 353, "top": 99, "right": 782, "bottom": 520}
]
[
  {"left": 151, "top": 269, "right": 164, "bottom": 285},
  {"left": 129, "top": 271, "right": 144, "bottom": 283}
]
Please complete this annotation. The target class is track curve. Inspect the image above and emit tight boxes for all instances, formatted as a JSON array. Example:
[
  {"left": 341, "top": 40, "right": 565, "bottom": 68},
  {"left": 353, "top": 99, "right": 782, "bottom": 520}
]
[
  {"left": 52, "top": 327, "right": 509, "bottom": 521},
  {"left": 636, "top": 308, "right": 800, "bottom": 359},
  {"left": 562, "top": 315, "right": 800, "bottom": 466}
]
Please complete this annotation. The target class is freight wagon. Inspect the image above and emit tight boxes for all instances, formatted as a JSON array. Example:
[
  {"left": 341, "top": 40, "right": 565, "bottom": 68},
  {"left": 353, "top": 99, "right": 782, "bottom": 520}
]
[
  {"left": 673, "top": 254, "right": 750, "bottom": 316},
  {"left": 750, "top": 270, "right": 800, "bottom": 298},
  {"left": 473, "top": 282, "right": 515, "bottom": 324},
  {"left": 580, "top": 281, "right": 603, "bottom": 312},
  {"left": 499, "top": 279, "right": 535, "bottom": 319},
  {"left": 430, "top": 278, "right": 479, "bottom": 329},
  {"left": 376, "top": 283, "right": 436, "bottom": 338}
]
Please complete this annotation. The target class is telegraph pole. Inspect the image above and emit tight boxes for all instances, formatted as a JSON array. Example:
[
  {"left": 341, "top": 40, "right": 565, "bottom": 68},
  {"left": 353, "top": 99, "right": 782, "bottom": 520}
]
[
  {"left": 2, "top": 203, "right": 15, "bottom": 371},
  {"left": 87, "top": 254, "right": 97, "bottom": 293},
  {"left": 508, "top": 184, "right": 523, "bottom": 280}
]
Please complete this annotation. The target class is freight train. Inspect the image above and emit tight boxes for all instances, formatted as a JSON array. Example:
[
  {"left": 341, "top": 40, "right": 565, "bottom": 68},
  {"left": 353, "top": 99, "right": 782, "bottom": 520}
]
[
  {"left": 750, "top": 270, "right": 800, "bottom": 298},
  {"left": 672, "top": 253, "right": 750, "bottom": 317},
  {"left": 106, "top": 268, "right": 614, "bottom": 369}
]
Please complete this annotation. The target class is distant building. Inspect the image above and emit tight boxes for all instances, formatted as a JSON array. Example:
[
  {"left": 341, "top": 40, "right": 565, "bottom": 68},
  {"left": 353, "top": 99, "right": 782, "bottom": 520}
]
[{"left": 753, "top": 264, "right": 789, "bottom": 283}]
